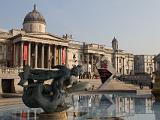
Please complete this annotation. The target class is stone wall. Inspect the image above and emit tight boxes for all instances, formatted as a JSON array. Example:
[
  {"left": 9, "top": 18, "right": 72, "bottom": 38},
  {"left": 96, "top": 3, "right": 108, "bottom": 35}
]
[{"left": 23, "top": 22, "right": 46, "bottom": 33}]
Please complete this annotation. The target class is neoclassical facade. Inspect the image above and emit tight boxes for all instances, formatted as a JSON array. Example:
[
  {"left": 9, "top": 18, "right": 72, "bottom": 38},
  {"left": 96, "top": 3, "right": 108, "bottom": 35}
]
[
  {"left": 134, "top": 55, "right": 155, "bottom": 76},
  {"left": 10, "top": 33, "right": 68, "bottom": 69},
  {"left": 68, "top": 38, "right": 134, "bottom": 76},
  {"left": 10, "top": 5, "right": 69, "bottom": 69},
  {"left": 0, "top": 5, "right": 134, "bottom": 93}
]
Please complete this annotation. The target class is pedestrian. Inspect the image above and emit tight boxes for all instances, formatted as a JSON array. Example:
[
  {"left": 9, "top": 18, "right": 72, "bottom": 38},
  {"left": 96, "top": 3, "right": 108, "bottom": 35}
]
[
  {"left": 149, "top": 82, "right": 153, "bottom": 89},
  {"left": 139, "top": 82, "right": 143, "bottom": 89}
]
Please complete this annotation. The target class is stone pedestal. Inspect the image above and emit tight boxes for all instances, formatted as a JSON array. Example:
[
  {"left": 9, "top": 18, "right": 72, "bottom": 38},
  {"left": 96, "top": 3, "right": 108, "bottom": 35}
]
[
  {"left": 152, "top": 90, "right": 160, "bottom": 101},
  {"left": 152, "top": 83, "right": 160, "bottom": 101},
  {"left": 39, "top": 112, "right": 67, "bottom": 120},
  {"left": 152, "top": 73, "right": 160, "bottom": 101}
]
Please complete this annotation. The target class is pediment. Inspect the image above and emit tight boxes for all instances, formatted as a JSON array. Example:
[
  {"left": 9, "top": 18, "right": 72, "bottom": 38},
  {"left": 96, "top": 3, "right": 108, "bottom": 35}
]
[
  {"left": 26, "top": 33, "right": 65, "bottom": 41},
  {"left": 9, "top": 32, "right": 69, "bottom": 46}
]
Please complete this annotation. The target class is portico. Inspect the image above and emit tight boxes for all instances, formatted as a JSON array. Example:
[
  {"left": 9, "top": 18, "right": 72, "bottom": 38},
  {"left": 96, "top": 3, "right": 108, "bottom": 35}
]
[{"left": 11, "top": 33, "right": 69, "bottom": 69}]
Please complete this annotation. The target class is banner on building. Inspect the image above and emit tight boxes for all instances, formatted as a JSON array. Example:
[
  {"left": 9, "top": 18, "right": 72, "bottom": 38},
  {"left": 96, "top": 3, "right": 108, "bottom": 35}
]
[
  {"left": 56, "top": 48, "right": 59, "bottom": 64},
  {"left": 23, "top": 43, "right": 28, "bottom": 61},
  {"left": 62, "top": 47, "right": 66, "bottom": 65}
]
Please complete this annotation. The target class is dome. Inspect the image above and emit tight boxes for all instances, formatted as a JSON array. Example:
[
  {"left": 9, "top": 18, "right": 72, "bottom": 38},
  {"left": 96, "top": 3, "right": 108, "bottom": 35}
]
[{"left": 23, "top": 4, "right": 46, "bottom": 24}]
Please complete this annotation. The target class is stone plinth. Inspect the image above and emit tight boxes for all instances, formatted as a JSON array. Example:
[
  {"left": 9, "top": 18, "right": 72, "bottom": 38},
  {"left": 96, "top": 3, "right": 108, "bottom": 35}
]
[
  {"left": 152, "top": 73, "right": 160, "bottom": 101},
  {"left": 39, "top": 112, "right": 67, "bottom": 120},
  {"left": 152, "top": 83, "right": 160, "bottom": 101}
]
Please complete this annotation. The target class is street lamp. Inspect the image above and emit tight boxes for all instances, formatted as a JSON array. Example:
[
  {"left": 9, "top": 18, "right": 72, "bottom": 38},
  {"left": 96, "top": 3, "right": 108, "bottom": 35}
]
[{"left": 73, "top": 54, "right": 77, "bottom": 62}]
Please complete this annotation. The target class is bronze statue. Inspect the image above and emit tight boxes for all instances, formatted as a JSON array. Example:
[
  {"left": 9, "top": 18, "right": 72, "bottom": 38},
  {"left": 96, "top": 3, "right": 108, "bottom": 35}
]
[{"left": 18, "top": 65, "right": 89, "bottom": 113}]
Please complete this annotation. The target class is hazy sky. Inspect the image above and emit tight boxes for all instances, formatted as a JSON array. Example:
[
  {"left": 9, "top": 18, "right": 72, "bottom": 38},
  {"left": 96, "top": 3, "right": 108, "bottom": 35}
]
[{"left": 0, "top": 0, "right": 160, "bottom": 55}]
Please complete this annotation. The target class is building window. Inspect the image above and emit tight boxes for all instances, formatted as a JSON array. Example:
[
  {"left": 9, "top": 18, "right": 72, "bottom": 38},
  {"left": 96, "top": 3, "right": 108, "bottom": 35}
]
[
  {"left": 126, "top": 61, "right": 129, "bottom": 65},
  {"left": 0, "top": 54, "right": 3, "bottom": 59},
  {"left": 119, "top": 59, "right": 121, "bottom": 63},
  {"left": 126, "top": 69, "right": 129, "bottom": 74},
  {"left": 120, "top": 98, "right": 123, "bottom": 102},
  {"left": 147, "top": 62, "right": 148, "bottom": 66},
  {"left": 119, "top": 68, "right": 122, "bottom": 73},
  {"left": 80, "top": 54, "right": 82, "bottom": 60},
  {"left": 8, "top": 46, "right": 12, "bottom": 53},
  {"left": 0, "top": 46, "right": 2, "bottom": 52}
]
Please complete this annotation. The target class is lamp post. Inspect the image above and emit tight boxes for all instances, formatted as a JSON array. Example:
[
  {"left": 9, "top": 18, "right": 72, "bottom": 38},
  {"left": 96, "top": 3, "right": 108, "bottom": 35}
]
[{"left": 72, "top": 54, "right": 77, "bottom": 67}]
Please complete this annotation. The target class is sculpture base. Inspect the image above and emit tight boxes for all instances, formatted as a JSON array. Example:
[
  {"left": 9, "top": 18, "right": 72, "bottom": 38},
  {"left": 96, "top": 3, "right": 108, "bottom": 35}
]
[
  {"left": 152, "top": 89, "right": 160, "bottom": 101},
  {"left": 152, "top": 83, "right": 160, "bottom": 101},
  {"left": 39, "top": 111, "right": 67, "bottom": 120}
]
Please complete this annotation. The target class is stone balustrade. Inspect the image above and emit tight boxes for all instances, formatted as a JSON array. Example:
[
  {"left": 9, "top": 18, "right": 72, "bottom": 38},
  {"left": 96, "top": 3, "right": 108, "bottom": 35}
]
[{"left": 0, "top": 67, "right": 23, "bottom": 75}]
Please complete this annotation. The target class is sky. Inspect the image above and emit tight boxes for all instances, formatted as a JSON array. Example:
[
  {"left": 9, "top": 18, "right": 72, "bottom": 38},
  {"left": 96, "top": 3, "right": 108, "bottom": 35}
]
[{"left": 0, "top": 0, "right": 160, "bottom": 55}]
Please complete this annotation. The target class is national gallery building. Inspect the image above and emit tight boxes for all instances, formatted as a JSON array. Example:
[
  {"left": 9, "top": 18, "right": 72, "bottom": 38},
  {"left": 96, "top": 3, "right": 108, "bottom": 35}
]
[{"left": 0, "top": 5, "right": 134, "bottom": 93}]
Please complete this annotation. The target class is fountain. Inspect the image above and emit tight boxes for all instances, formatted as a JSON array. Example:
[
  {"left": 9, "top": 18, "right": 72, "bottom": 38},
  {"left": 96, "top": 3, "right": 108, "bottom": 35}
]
[{"left": 18, "top": 65, "right": 90, "bottom": 120}]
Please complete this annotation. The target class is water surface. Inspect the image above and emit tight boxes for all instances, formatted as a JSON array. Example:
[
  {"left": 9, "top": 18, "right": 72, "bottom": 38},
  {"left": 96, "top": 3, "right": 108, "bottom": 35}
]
[{"left": 0, "top": 93, "right": 159, "bottom": 120}]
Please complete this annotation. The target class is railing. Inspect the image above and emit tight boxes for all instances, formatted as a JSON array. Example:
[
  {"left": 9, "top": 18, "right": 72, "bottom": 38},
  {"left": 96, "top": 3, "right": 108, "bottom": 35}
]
[{"left": 0, "top": 67, "right": 23, "bottom": 74}]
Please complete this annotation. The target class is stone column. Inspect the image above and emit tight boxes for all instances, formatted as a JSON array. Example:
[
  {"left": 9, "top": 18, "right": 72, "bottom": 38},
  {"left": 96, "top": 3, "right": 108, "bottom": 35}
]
[
  {"left": 13, "top": 43, "right": 16, "bottom": 66},
  {"left": 20, "top": 41, "right": 24, "bottom": 68},
  {"left": 91, "top": 54, "right": 93, "bottom": 72},
  {"left": 87, "top": 54, "right": 89, "bottom": 72},
  {"left": 117, "top": 56, "right": 118, "bottom": 73},
  {"left": 156, "top": 62, "right": 158, "bottom": 71},
  {"left": 82, "top": 53, "right": 84, "bottom": 64},
  {"left": 35, "top": 43, "right": 38, "bottom": 68},
  {"left": 98, "top": 55, "right": 101, "bottom": 62},
  {"left": 123, "top": 57, "right": 125, "bottom": 75},
  {"left": 48, "top": 44, "right": 51, "bottom": 69},
  {"left": 28, "top": 42, "right": 31, "bottom": 66},
  {"left": 66, "top": 47, "right": 68, "bottom": 67},
  {"left": 0, "top": 78, "right": 2, "bottom": 93},
  {"left": 41, "top": 44, "right": 44, "bottom": 68},
  {"left": 60, "top": 46, "right": 62, "bottom": 65},
  {"left": 54, "top": 45, "right": 56, "bottom": 66},
  {"left": 158, "top": 63, "right": 160, "bottom": 71},
  {"left": 128, "top": 60, "right": 130, "bottom": 72},
  {"left": 15, "top": 43, "right": 19, "bottom": 66}
]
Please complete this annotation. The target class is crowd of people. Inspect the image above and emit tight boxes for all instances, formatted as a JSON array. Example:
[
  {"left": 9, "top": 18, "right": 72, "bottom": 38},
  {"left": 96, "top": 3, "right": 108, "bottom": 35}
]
[{"left": 77, "top": 63, "right": 99, "bottom": 79}]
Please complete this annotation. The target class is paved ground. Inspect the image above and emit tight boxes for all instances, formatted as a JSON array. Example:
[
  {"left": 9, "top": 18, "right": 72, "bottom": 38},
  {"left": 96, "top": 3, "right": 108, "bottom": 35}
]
[
  {"left": 79, "top": 78, "right": 101, "bottom": 89},
  {"left": 0, "top": 78, "right": 152, "bottom": 107},
  {"left": 79, "top": 78, "right": 151, "bottom": 95},
  {"left": 0, "top": 97, "right": 22, "bottom": 106}
]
